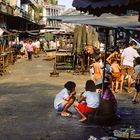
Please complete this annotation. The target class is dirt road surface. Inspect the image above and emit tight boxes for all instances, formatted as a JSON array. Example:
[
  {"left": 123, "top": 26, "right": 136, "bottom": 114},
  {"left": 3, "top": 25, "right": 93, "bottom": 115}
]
[{"left": 0, "top": 54, "right": 140, "bottom": 140}]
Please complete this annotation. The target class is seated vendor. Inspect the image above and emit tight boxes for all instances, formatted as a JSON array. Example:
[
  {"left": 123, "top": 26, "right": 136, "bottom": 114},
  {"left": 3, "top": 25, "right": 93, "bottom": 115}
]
[{"left": 95, "top": 79, "right": 120, "bottom": 122}]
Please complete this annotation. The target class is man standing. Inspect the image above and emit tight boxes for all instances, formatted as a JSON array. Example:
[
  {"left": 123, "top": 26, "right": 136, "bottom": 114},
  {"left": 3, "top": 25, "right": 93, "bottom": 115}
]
[{"left": 120, "top": 41, "right": 139, "bottom": 93}]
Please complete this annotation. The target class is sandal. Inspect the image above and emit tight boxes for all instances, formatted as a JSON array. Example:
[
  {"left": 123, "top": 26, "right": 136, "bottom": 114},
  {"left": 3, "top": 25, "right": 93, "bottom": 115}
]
[
  {"left": 61, "top": 112, "right": 71, "bottom": 117},
  {"left": 79, "top": 117, "right": 87, "bottom": 122},
  {"left": 115, "top": 90, "right": 119, "bottom": 93},
  {"left": 66, "top": 110, "right": 73, "bottom": 115},
  {"left": 132, "top": 100, "right": 139, "bottom": 104}
]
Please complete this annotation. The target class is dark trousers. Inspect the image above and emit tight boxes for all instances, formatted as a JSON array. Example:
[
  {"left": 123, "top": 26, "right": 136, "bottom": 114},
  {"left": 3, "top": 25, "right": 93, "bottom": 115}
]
[{"left": 27, "top": 51, "right": 33, "bottom": 60}]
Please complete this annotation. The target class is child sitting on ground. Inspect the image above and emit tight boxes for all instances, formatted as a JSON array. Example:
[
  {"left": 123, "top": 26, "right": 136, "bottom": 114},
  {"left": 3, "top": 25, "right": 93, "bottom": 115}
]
[
  {"left": 110, "top": 58, "right": 121, "bottom": 93},
  {"left": 54, "top": 81, "right": 76, "bottom": 117},
  {"left": 73, "top": 80, "right": 99, "bottom": 122}
]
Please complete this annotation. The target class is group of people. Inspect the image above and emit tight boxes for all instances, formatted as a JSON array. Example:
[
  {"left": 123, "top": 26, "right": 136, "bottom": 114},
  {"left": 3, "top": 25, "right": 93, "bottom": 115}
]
[
  {"left": 89, "top": 40, "right": 140, "bottom": 104},
  {"left": 54, "top": 40, "right": 140, "bottom": 123},
  {"left": 54, "top": 80, "right": 117, "bottom": 123},
  {"left": 11, "top": 39, "right": 41, "bottom": 61}
]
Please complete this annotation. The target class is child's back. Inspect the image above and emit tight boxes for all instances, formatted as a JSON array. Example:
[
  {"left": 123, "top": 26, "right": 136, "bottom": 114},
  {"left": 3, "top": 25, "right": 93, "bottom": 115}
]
[
  {"left": 93, "top": 61, "right": 102, "bottom": 83},
  {"left": 110, "top": 60, "right": 121, "bottom": 92},
  {"left": 110, "top": 63, "right": 121, "bottom": 73}
]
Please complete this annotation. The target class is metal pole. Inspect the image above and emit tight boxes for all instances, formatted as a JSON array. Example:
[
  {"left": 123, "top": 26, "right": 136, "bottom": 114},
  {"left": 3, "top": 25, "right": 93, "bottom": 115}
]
[
  {"left": 101, "top": 28, "right": 109, "bottom": 96},
  {"left": 114, "top": 29, "right": 117, "bottom": 48}
]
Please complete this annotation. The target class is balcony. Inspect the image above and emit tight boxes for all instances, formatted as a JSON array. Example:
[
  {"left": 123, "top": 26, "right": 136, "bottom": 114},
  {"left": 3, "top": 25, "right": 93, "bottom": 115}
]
[
  {"left": 46, "top": 20, "right": 61, "bottom": 29},
  {"left": 0, "top": 2, "right": 13, "bottom": 15},
  {"left": 14, "top": 6, "right": 31, "bottom": 20}
]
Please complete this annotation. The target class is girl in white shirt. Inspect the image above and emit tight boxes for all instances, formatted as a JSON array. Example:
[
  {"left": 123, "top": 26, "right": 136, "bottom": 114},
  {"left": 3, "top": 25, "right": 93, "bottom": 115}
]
[{"left": 73, "top": 80, "right": 99, "bottom": 122}]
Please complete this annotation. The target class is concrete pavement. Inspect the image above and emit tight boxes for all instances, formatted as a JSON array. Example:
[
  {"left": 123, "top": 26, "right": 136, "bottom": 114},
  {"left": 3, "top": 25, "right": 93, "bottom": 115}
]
[{"left": 0, "top": 54, "right": 140, "bottom": 140}]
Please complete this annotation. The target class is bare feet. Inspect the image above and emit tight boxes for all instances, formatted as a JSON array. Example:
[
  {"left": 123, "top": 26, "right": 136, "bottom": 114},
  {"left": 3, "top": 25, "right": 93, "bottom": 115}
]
[
  {"left": 115, "top": 89, "right": 119, "bottom": 93},
  {"left": 111, "top": 88, "right": 114, "bottom": 92},
  {"left": 128, "top": 89, "right": 133, "bottom": 94},
  {"left": 66, "top": 110, "right": 73, "bottom": 115},
  {"left": 132, "top": 100, "right": 139, "bottom": 104},
  {"left": 61, "top": 112, "right": 71, "bottom": 117},
  {"left": 79, "top": 117, "right": 87, "bottom": 122},
  {"left": 112, "top": 90, "right": 115, "bottom": 94},
  {"left": 119, "top": 89, "right": 122, "bottom": 94}
]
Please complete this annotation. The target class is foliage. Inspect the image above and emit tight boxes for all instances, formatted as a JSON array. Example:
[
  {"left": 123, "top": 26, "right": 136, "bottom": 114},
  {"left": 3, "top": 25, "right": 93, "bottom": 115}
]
[
  {"left": 48, "top": 0, "right": 57, "bottom": 5},
  {"left": 34, "top": 6, "right": 43, "bottom": 23},
  {"left": 1, "top": 0, "right": 10, "bottom": 5}
]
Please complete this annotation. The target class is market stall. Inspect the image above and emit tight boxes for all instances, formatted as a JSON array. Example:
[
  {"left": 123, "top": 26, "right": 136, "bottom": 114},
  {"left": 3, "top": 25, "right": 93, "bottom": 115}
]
[{"left": 0, "top": 28, "right": 16, "bottom": 75}]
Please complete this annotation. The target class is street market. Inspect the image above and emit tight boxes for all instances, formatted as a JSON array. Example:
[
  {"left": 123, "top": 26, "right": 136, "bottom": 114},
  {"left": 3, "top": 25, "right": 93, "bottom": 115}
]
[{"left": 1, "top": 0, "right": 140, "bottom": 140}]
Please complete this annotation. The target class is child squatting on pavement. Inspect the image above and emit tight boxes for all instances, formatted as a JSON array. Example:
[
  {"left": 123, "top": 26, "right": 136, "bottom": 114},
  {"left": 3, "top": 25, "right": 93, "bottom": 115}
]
[
  {"left": 73, "top": 80, "right": 99, "bottom": 122},
  {"left": 54, "top": 81, "right": 76, "bottom": 117}
]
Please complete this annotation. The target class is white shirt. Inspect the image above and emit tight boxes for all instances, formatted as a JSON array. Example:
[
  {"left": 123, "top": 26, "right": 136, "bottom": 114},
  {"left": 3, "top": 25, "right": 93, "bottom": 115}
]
[
  {"left": 122, "top": 47, "right": 139, "bottom": 67},
  {"left": 33, "top": 41, "right": 40, "bottom": 48},
  {"left": 82, "top": 91, "right": 99, "bottom": 108},
  {"left": 54, "top": 88, "right": 69, "bottom": 109}
]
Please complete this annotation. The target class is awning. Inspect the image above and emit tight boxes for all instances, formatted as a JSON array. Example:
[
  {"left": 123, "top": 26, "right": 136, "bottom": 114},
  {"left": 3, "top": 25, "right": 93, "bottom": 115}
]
[
  {"left": 72, "top": 0, "right": 140, "bottom": 17},
  {"left": 48, "top": 14, "right": 140, "bottom": 29},
  {"left": 0, "top": 28, "right": 13, "bottom": 36},
  {"left": 6, "top": 15, "right": 44, "bottom": 31},
  {"left": 48, "top": 12, "right": 140, "bottom": 91}
]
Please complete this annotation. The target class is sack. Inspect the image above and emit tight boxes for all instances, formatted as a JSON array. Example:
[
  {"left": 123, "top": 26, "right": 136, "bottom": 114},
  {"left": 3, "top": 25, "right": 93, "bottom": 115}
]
[
  {"left": 91, "top": 98, "right": 116, "bottom": 125},
  {"left": 96, "top": 98, "right": 114, "bottom": 115}
]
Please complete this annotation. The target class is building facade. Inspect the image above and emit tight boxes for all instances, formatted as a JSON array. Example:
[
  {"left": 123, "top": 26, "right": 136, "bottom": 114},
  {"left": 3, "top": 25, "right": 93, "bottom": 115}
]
[
  {"left": 42, "top": 0, "right": 65, "bottom": 32},
  {"left": 0, "top": 0, "right": 44, "bottom": 32}
]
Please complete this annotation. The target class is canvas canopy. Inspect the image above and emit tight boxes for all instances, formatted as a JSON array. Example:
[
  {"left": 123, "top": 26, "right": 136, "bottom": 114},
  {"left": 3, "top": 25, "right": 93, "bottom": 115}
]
[
  {"left": 48, "top": 14, "right": 140, "bottom": 30},
  {"left": 48, "top": 13, "right": 140, "bottom": 92},
  {"left": 72, "top": 0, "right": 140, "bottom": 18}
]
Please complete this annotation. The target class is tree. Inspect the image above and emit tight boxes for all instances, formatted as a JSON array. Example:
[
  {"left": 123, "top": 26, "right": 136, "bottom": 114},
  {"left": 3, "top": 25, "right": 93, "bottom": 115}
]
[{"left": 48, "top": 0, "right": 57, "bottom": 5}]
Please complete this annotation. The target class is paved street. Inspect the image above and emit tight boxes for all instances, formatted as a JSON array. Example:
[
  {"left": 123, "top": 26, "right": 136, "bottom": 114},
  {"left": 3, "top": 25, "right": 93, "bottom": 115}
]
[{"left": 0, "top": 54, "right": 140, "bottom": 140}]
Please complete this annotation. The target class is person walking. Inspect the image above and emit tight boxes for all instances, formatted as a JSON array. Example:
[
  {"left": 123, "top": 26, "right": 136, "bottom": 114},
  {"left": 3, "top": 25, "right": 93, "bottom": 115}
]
[
  {"left": 120, "top": 41, "right": 139, "bottom": 93},
  {"left": 26, "top": 40, "right": 34, "bottom": 60}
]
